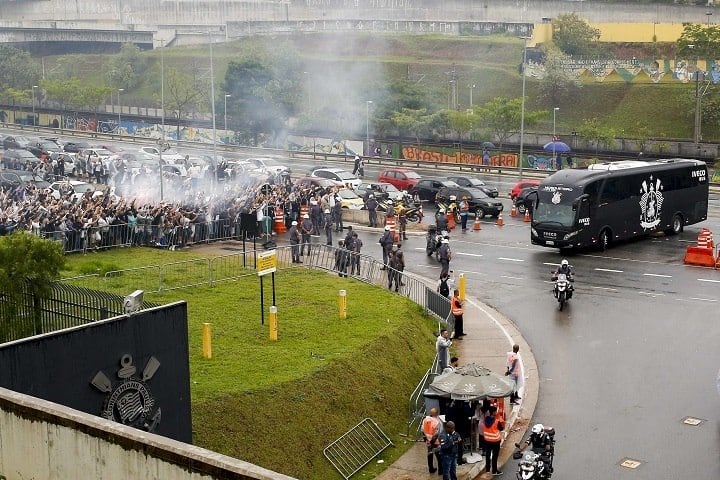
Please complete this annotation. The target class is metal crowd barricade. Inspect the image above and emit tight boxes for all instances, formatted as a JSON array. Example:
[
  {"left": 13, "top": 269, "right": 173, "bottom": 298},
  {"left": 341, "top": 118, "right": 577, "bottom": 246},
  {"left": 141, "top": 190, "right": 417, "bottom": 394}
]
[
  {"left": 103, "top": 265, "right": 162, "bottom": 294},
  {"left": 323, "top": 418, "right": 393, "bottom": 480},
  {"left": 407, "top": 353, "right": 440, "bottom": 437},
  {"left": 159, "top": 259, "right": 212, "bottom": 291}
]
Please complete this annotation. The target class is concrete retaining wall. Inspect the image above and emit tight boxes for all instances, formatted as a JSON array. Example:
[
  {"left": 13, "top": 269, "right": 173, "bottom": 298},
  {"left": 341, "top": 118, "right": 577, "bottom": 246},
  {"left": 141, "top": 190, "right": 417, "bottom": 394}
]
[{"left": 0, "top": 387, "right": 296, "bottom": 480}]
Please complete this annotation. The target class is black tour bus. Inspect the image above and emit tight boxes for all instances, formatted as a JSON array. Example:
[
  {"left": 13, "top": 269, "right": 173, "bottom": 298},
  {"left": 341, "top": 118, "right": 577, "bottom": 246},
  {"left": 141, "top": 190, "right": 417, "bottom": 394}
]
[{"left": 530, "top": 159, "right": 709, "bottom": 250}]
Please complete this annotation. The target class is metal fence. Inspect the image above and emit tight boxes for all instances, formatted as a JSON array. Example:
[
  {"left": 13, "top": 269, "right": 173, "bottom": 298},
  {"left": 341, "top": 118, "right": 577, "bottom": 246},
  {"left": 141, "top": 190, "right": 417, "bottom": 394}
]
[
  {"left": 407, "top": 353, "right": 440, "bottom": 438},
  {"left": 323, "top": 418, "right": 394, "bottom": 480},
  {"left": 0, "top": 281, "right": 159, "bottom": 343}
]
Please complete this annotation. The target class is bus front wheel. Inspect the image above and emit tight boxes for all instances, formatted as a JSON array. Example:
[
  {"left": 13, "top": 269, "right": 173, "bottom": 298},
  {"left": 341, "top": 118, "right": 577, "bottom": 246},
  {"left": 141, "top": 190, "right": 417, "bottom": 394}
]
[
  {"left": 598, "top": 229, "right": 611, "bottom": 251},
  {"left": 668, "top": 214, "right": 684, "bottom": 235}
]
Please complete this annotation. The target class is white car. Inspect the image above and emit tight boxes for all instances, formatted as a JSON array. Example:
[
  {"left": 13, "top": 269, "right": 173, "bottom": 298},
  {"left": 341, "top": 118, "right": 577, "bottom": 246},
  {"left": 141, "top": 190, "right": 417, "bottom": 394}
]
[
  {"left": 246, "top": 157, "right": 291, "bottom": 176},
  {"left": 139, "top": 146, "right": 184, "bottom": 162},
  {"left": 310, "top": 167, "right": 361, "bottom": 189},
  {"left": 47, "top": 180, "right": 102, "bottom": 201}
]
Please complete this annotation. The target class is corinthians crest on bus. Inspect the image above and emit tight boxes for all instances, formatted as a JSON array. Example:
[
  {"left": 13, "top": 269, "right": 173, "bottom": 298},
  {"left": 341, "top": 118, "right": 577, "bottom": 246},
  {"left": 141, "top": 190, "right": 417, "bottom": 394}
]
[
  {"left": 90, "top": 354, "right": 162, "bottom": 432},
  {"left": 639, "top": 175, "right": 664, "bottom": 230}
]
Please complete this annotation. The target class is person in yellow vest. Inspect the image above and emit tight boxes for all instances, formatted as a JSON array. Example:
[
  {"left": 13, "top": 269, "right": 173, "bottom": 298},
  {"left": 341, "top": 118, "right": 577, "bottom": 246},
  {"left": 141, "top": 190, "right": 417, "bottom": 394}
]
[
  {"left": 482, "top": 405, "right": 504, "bottom": 476},
  {"left": 422, "top": 407, "right": 442, "bottom": 474},
  {"left": 451, "top": 289, "right": 465, "bottom": 339}
]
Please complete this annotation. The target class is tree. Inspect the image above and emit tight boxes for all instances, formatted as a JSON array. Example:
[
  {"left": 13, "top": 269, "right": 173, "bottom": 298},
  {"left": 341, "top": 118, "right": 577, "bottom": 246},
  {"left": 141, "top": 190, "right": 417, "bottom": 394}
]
[
  {"left": 538, "top": 47, "right": 580, "bottom": 105},
  {"left": 106, "top": 43, "right": 148, "bottom": 90},
  {"left": 478, "top": 97, "right": 544, "bottom": 153},
  {"left": 0, "top": 45, "right": 41, "bottom": 91},
  {"left": 392, "top": 108, "right": 433, "bottom": 148},
  {"left": 165, "top": 66, "right": 208, "bottom": 139},
  {"left": 2, "top": 87, "right": 30, "bottom": 123},
  {"left": 677, "top": 24, "right": 720, "bottom": 59},
  {"left": 577, "top": 118, "right": 617, "bottom": 154},
  {"left": 0, "top": 233, "right": 65, "bottom": 342},
  {"left": 552, "top": 13, "right": 601, "bottom": 56}
]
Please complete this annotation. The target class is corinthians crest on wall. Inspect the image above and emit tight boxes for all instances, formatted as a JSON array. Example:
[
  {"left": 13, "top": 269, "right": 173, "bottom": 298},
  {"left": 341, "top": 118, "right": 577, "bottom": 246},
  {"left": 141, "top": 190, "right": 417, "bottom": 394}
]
[
  {"left": 90, "top": 354, "right": 162, "bottom": 432},
  {"left": 639, "top": 176, "right": 664, "bottom": 230}
]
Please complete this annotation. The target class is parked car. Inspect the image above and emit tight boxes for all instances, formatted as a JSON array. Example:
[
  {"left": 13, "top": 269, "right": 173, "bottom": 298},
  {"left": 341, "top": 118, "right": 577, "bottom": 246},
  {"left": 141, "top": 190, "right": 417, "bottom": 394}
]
[
  {"left": 0, "top": 169, "right": 49, "bottom": 190},
  {"left": 436, "top": 186, "right": 504, "bottom": 218},
  {"left": 446, "top": 175, "right": 499, "bottom": 198},
  {"left": 295, "top": 176, "right": 344, "bottom": 190},
  {"left": 356, "top": 181, "right": 404, "bottom": 202},
  {"left": 410, "top": 178, "right": 459, "bottom": 202},
  {"left": 3, "top": 135, "right": 33, "bottom": 150},
  {"left": 310, "top": 167, "right": 361, "bottom": 189},
  {"left": 1, "top": 149, "right": 41, "bottom": 169},
  {"left": 514, "top": 185, "right": 539, "bottom": 214},
  {"left": 61, "top": 140, "right": 92, "bottom": 153},
  {"left": 246, "top": 157, "right": 291, "bottom": 176},
  {"left": 377, "top": 167, "right": 421, "bottom": 191},
  {"left": 47, "top": 180, "right": 101, "bottom": 201},
  {"left": 337, "top": 189, "right": 365, "bottom": 210},
  {"left": 33, "top": 140, "right": 62, "bottom": 154},
  {"left": 140, "top": 146, "right": 184, "bottom": 162},
  {"left": 509, "top": 179, "right": 541, "bottom": 199}
]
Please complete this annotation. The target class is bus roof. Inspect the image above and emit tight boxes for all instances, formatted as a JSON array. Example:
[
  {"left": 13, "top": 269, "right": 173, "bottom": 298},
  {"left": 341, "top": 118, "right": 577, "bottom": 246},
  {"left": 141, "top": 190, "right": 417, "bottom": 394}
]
[{"left": 542, "top": 158, "right": 706, "bottom": 188}]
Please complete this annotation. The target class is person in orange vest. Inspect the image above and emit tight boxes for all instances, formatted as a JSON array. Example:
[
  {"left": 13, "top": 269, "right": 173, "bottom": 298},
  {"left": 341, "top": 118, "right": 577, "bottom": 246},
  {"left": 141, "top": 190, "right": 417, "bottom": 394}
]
[
  {"left": 422, "top": 407, "right": 442, "bottom": 474},
  {"left": 505, "top": 344, "right": 522, "bottom": 405},
  {"left": 451, "top": 289, "right": 465, "bottom": 339},
  {"left": 482, "top": 405, "right": 504, "bottom": 476},
  {"left": 458, "top": 196, "right": 470, "bottom": 231}
]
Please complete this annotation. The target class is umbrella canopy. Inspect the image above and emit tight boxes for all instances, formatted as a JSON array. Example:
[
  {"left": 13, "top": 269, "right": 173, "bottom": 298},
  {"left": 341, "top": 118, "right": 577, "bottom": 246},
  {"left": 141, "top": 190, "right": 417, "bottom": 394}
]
[
  {"left": 481, "top": 141, "right": 496, "bottom": 149},
  {"left": 428, "top": 363, "right": 514, "bottom": 401},
  {"left": 543, "top": 141, "right": 571, "bottom": 153}
]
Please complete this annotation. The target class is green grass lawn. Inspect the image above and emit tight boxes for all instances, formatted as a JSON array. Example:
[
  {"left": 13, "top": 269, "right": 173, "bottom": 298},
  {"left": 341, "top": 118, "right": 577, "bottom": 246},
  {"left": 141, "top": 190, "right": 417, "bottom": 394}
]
[{"left": 63, "top": 247, "right": 437, "bottom": 479}]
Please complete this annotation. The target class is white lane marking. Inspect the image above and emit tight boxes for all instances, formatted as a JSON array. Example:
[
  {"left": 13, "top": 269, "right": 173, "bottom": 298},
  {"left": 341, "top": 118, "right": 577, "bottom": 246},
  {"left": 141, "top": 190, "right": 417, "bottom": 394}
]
[
  {"left": 677, "top": 239, "right": 696, "bottom": 243},
  {"left": 543, "top": 262, "right": 560, "bottom": 266},
  {"left": 638, "top": 291, "right": 665, "bottom": 297},
  {"left": 689, "top": 297, "right": 718, "bottom": 303},
  {"left": 594, "top": 268, "right": 624, "bottom": 273},
  {"left": 501, "top": 275, "right": 523, "bottom": 280},
  {"left": 498, "top": 257, "right": 524, "bottom": 262},
  {"left": 455, "top": 252, "right": 484, "bottom": 257},
  {"left": 592, "top": 286, "right": 618, "bottom": 292},
  {"left": 643, "top": 273, "right": 672, "bottom": 278},
  {"left": 698, "top": 278, "right": 720, "bottom": 283}
]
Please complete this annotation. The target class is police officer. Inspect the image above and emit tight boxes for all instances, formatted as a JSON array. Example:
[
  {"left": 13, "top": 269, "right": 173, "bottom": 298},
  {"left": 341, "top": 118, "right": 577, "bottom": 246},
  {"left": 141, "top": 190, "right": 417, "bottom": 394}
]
[
  {"left": 396, "top": 201, "right": 407, "bottom": 240},
  {"left": 309, "top": 200, "right": 322, "bottom": 235},
  {"left": 332, "top": 193, "right": 343, "bottom": 232},
  {"left": 300, "top": 213, "right": 313, "bottom": 256},
  {"left": 349, "top": 231, "right": 362, "bottom": 276},
  {"left": 323, "top": 208, "right": 333, "bottom": 246},
  {"left": 379, "top": 225, "right": 394, "bottom": 269},
  {"left": 366, "top": 194, "right": 378, "bottom": 227},
  {"left": 438, "top": 421, "right": 463, "bottom": 480},
  {"left": 288, "top": 220, "right": 301, "bottom": 263},
  {"left": 438, "top": 238, "right": 451, "bottom": 276},
  {"left": 458, "top": 196, "right": 470, "bottom": 231}
]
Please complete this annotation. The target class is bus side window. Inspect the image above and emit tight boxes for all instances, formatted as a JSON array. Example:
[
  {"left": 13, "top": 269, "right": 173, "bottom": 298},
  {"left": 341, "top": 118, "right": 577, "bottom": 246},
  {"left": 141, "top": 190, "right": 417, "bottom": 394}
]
[{"left": 584, "top": 181, "right": 600, "bottom": 214}]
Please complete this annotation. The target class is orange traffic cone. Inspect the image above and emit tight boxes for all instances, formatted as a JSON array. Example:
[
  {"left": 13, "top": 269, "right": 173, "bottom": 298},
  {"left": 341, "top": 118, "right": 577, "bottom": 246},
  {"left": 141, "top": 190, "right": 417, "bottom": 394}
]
[
  {"left": 510, "top": 205, "right": 518, "bottom": 218},
  {"left": 524, "top": 209, "right": 531, "bottom": 223},
  {"left": 473, "top": 217, "right": 482, "bottom": 231},
  {"left": 496, "top": 214, "right": 504, "bottom": 227}
]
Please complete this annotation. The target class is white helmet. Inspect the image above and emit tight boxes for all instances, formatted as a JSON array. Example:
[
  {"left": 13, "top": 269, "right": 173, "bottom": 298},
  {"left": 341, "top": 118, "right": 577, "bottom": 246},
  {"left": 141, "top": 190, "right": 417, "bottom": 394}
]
[
  {"left": 561, "top": 259, "right": 569, "bottom": 267},
  {"left": 531, "top": 424, "right": 544, "bottom": 434}
]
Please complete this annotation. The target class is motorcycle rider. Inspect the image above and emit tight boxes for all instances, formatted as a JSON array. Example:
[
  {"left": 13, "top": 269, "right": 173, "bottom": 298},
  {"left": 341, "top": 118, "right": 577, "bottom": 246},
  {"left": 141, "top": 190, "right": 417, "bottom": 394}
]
[
  {"left": 551, "top": 259, "right": 574, "bottom": 298},
  {"left": 516, "top": 424, "right": 555, "bottom": 474}
]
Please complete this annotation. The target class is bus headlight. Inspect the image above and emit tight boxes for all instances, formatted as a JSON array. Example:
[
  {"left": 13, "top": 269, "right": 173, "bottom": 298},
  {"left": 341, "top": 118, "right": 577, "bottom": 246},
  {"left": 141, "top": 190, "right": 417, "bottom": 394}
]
[
  {"left": 531, "top": 227, "right": 538, "bottom": 237},
  {"left": 563, "top": 230, "right": 580, "bottom": 240}
]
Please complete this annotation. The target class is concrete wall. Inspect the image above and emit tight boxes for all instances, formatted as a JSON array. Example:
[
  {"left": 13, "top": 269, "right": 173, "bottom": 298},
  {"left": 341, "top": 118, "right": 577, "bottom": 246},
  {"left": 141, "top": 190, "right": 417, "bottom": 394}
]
[{"left": 0, "top": 387, "right": 296, "bottom": 480}]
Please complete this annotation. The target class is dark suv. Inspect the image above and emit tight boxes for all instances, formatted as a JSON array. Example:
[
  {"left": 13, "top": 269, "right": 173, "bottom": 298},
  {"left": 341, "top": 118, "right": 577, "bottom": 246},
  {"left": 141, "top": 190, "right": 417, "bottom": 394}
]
[
  {"left": 436, "top": 186, "right": 504, "bottom": 218},
  {"left": 446, "top": 175, "right": 499, "bottom": 198},
  {"left": 411, "top": 178, "right": 459, "bottom": 202}
]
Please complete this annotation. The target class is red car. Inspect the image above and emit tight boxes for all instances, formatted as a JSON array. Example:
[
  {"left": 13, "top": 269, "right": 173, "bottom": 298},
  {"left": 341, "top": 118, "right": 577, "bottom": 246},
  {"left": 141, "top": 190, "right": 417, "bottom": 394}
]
[
  {"left": 377, "top": 168, "right": 421, "bottom": 191},
  {"left": 510, "top": 179, "right": 541, "bottom": 199}
]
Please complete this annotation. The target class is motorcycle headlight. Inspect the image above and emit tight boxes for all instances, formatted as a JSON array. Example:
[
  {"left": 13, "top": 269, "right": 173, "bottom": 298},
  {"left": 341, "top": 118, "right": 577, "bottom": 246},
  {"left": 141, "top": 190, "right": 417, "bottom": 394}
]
[
  {"left": 563, "top": 230, "right": 580, "bottom": 240},
  {"left": 531, "top": 227, "right": 538, "bottom": 237}
]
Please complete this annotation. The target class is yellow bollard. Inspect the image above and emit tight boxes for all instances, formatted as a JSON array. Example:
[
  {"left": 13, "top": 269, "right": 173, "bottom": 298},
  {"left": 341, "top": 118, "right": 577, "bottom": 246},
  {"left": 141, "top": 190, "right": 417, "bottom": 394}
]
[
  {"left": 269, "top": 305, "right": 278, "bottom": 341},
  {"left": 202, "top": 323, "right": 212, "bottom": 359},
  {"left": 458, "top": 273, "right": 466, "bottom": 301},
  {"left": 338, "top": 289, "right": 347, "bottom": 319}
]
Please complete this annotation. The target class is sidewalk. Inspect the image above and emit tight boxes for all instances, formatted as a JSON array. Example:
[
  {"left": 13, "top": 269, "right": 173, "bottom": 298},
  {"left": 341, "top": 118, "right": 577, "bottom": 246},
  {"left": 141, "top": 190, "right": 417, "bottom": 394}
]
[{"left": 374, "top": 295, "right": 539, "bottom": 480}]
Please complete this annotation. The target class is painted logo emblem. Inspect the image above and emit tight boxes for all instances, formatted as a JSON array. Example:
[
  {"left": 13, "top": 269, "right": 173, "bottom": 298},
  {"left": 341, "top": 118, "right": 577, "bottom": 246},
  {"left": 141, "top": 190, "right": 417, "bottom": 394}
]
[
  {"left": 91, "top": 354, "right": 162, "bottom": 432},
  {"left": 639, "top": 176, "right": 664, "bottom": 230},
  {"left": 551, "top": 191, "right": 562, "bottom": 204}
]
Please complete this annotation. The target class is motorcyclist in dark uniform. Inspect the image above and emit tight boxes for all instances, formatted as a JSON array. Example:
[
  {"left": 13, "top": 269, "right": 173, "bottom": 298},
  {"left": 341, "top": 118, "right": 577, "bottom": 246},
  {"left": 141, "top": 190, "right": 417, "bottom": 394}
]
[
  {"left": 516, "top": 423, "right": 555, "bottom": 474},
  {"left": 551, "top": 259, "right": 574, "bottom": 298}
]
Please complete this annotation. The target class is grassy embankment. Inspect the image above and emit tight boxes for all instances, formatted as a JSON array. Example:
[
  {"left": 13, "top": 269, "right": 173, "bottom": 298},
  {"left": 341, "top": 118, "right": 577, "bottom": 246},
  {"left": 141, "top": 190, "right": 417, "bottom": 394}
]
[
  {"left": 43, "top": 33, "right": 709, "bottom": 142},
  {"left": 62, "top": 247, "right": 437, "bottom": 479}
]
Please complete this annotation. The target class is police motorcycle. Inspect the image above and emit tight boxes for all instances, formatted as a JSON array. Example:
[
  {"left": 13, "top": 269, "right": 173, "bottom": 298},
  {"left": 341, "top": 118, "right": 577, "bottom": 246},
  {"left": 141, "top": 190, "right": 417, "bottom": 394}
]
[
  {"left": 512, "top": 424, "right": 556, "bottom": 480},
  {"left": 551, "top": 260, "right": 574, "bottom": 311},
  {"left": 425, "top": 225, "right": 449, "bottom": 260},
  {"left": 377, "top": 198, "right": 423, "bottom": 223}
]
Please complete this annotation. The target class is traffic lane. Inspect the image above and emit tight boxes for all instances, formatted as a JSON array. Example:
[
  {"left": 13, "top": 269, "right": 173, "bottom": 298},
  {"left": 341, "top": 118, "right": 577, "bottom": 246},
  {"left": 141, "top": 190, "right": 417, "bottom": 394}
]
[{"left": 495, "top": 292, "right": 720, "bottom": 480}]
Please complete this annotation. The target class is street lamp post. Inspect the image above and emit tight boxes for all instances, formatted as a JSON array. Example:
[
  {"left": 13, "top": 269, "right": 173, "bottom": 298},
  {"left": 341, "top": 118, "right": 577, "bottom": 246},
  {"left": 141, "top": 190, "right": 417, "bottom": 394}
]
[
  {"left": 469, "top": 84, "right": 476, "bottom": 107},
  {"left": 552, "top": 107, "right": 559, "bottom": 168},
  {"left": 688, "top": 44, "right": 703, "bottom": 145},
  {"left": 159, "top": 40, "right": 165, "bottom": 201},
  {"left": 117, "top": 88, "right": 124, "bottom": 133},
  {"left": 518, "top": 36, "right": 530, "bottom": 180},
  {"left": 31, "top": 85, "right": 38, "bottom": 127},
  {"left": 365, "top": 100, "right": 373, "bottom": 156},
  {"left": 224, "top": 94, "right": 231, "bottom": 132}
]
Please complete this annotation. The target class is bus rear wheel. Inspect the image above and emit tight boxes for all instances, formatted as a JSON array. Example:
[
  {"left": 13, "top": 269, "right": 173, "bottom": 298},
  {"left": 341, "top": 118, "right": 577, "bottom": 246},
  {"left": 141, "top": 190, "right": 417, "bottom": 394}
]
[{"left": 598, "top": 229, "right": 611, "bottom": 251}]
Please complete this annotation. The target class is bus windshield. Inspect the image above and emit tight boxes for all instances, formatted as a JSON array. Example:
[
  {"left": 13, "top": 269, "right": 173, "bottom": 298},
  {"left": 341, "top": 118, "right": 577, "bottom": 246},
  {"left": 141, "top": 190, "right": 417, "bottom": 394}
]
[{"left": 534, "top": 187, "right": 579, "bottom": 228}]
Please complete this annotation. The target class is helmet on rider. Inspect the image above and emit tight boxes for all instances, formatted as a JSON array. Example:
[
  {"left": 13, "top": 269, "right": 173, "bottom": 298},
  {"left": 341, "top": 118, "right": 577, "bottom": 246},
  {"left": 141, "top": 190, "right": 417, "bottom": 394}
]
[
  {"left": 531, "top": 424, "right": 544, "bottom": 435},
  {"left": 560, "top": 259, "right": 569, "bottom": 267}
]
